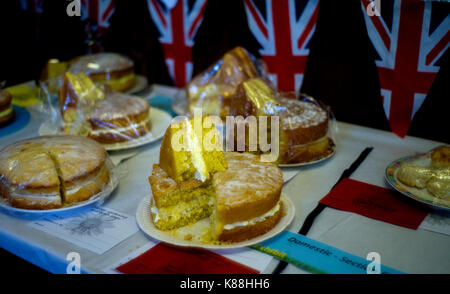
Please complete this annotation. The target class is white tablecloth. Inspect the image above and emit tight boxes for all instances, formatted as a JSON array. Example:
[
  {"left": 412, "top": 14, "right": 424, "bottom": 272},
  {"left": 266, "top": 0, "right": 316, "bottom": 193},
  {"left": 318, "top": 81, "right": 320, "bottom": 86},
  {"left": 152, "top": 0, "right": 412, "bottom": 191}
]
[{"left": 0, "top": 85, "right": 449, "bottom": 274}]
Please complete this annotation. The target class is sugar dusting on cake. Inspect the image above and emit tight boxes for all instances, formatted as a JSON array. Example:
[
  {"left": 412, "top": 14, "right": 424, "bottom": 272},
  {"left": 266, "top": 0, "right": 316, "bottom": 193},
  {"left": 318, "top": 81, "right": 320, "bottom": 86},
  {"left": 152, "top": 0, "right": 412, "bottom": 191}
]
[{"left": 278, "top": 98, "right": 327, "bottom": 130}]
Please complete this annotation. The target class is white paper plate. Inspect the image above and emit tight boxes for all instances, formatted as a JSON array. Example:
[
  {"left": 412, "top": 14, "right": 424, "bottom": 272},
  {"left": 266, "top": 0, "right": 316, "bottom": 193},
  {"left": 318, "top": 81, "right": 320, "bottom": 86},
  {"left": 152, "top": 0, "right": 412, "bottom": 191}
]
[
  {"left": 125, "top": 74, "right": 148, "bottom": 95},
  {"left": 102, "top": 107, "right": 172, "bottom": 151},
  {"left": 278, "top": 138, "right": 336, "bottom": 167},
  {"left": 0, "top": 159, "right": 119, "bottom": 216},
  {"left": 385, "top": 152, "right": 450, "bottom": 211},
  {"left": 136, "top": 194, "right": 295, "bottom": 249}
]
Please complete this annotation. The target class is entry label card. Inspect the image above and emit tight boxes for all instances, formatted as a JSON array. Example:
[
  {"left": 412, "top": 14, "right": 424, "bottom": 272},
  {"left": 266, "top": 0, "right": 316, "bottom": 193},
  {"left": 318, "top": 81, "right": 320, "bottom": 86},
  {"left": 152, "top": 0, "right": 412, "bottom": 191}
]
[
  {"left": 251, "top": 231, "right": 404, "bottom": 274},
  {"left": 28, "top": 206, "right": 139, "bottom": 255}
]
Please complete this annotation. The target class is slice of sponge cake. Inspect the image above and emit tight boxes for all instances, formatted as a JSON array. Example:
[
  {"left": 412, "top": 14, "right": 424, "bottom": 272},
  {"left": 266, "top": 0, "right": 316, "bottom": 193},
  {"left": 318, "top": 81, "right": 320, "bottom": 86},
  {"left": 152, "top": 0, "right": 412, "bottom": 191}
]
[{"left": 159, "top": 116, "right": 227, "bottom": 183}]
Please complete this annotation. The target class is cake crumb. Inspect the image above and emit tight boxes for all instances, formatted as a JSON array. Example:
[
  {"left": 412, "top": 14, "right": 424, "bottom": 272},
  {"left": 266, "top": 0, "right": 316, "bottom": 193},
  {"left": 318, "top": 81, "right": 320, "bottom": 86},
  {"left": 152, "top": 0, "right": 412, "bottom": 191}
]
[{"left": 184, "top": 234, "right": 193, "bottom": 240}]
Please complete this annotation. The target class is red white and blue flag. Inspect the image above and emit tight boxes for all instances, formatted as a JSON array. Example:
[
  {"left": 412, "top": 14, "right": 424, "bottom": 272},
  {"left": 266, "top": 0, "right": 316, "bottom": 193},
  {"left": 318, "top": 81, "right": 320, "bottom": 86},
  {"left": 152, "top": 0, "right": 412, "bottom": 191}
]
[
  {"left": 361, "top": 0, "right": 449, "bottom": 137},
  {"left": 147, "top": 0, "right": 208, "bottom": 87},
  {"left": 244, "top": 0, "right": 319, "bottom": 93},
  {"left": 78, "top": 0, "right": 114, "bottom": 31},
  {"left": 94, "top": 0, "right": 115, "bottom": 30}
]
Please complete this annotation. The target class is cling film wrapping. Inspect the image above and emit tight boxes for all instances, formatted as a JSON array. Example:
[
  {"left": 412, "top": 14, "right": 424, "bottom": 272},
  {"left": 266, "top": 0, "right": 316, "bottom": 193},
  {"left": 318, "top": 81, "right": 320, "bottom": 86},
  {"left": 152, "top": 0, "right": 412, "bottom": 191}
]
[
  {"left": 185, "top": 46, "right": 273, "bottom": 118},
  {"left": 0, "top": 135, "right": 117, "bottom": 211},
  {"left": 224, "top": 77, "right": 338, "bottom": 164},
  {"left": 40, "top": 52, "right": 136, "bottom": 94},
  {"left": 39, "top": 70, "right": 152, "bottom": 144}
]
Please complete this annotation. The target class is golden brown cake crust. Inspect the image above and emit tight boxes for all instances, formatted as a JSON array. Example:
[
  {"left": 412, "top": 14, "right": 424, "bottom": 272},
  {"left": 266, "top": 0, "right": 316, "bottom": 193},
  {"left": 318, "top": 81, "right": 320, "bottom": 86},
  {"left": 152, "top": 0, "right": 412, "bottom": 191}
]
[
  {"left": 88, "top": 90, "right": 150, "bottom": 129},
  {"left": 8, "top": 193, "right": 63, "bottom": 210},
  {"left": 64, "top": 165, "right": 110, "bottom": 204},
  {"left": 86, "top": 90, "right": 151, "bottom": 143},
  {"left": 0, "top": 135, "right": 109, "bottom": 209},
  {"left": 218, "top": 202, "right": 283, "bottom": 242},
  {"left": 69, "top": 53, "right": 135, "bottom": 91},
  {"left": 149, "top": 164, "right": 204, "bottom": 208},
  {"left": 278, "top": 98, "right": 328, "bottom": 144},
  {"left": 88, "top": 119, "right": 152, "bottom": 143},
  {"left": 213, "top": 152, "right": 283, "bottom": 224}
]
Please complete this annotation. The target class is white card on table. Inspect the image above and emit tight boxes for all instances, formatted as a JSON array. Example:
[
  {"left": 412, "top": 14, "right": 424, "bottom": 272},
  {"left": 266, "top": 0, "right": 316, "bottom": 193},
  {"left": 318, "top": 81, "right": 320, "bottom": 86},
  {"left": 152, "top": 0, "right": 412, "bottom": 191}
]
[{"left": 27, "top": 206, "right": 139, "bottom": 255}]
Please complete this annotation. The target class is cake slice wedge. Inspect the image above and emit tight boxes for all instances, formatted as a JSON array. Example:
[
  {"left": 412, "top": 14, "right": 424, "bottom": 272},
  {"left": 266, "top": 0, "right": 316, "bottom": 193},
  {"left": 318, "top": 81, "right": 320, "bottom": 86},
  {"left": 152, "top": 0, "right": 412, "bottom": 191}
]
[{"left": 159, "top": 116, "right": 227, "bottom": 183}]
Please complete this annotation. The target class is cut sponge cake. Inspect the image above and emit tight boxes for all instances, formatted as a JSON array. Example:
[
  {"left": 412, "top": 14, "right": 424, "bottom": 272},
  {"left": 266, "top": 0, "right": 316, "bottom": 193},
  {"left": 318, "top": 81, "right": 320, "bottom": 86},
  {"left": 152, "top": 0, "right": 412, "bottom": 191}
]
[
  {"left": 0, "top": 135, "right": 110, "bottom": 210},
  {"left": 149, "top": 164, "right": 214, "bottom": 231},
  {"left": 149, "top": 152, "right": 284, "bottom": 243},
  {"left": 211, "top": 152, "right": 283, "bottom": 242},
  {"left": 159, "top": 116, "right": 227, "bottom": 183},
  {"left": 59, "top": 72, "right": 152, "bottom": 143}
]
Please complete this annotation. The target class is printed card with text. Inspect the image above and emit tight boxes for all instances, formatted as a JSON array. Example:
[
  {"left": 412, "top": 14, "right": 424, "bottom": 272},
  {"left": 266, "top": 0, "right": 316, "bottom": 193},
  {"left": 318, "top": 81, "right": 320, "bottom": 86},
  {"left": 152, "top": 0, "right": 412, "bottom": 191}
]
[{"left": 27, "top": 206, "right": 139, "bottom": 254}]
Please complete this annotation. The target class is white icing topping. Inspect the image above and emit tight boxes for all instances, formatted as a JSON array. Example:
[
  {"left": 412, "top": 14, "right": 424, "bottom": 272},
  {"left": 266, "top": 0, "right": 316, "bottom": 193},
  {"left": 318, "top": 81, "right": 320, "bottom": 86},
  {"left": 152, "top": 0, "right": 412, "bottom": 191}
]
[{"left": 150, "top": 198, "right": 160, "bottom": 222}]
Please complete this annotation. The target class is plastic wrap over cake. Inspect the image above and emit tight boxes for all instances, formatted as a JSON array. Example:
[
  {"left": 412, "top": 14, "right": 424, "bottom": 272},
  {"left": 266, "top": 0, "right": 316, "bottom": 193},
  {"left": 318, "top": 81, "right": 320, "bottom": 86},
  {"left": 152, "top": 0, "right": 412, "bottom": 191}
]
[
  {"left": 225, "top": 77, "right": 337, "bottom": 164},
  {"left": 40, "top": 71, "right": 152, "bottom": 144},
  {"left": 185, "top": 46, "right": 272, "bottom": 118},
  {"left": 0, "top": 135, "right": 116, "bottom": 210},
  {"left": 40, "top": 52, "right": 136, "bottom": 95},
  {"left": 275, "top": 93, "right": 337, "bottom": 164}
]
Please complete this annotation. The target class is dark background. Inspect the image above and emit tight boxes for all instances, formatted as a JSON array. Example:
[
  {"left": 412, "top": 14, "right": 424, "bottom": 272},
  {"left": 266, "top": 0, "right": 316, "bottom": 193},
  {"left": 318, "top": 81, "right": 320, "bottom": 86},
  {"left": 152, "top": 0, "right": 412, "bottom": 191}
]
[{"left": 0, "top": 0, "right": 448, "bottom": 143}]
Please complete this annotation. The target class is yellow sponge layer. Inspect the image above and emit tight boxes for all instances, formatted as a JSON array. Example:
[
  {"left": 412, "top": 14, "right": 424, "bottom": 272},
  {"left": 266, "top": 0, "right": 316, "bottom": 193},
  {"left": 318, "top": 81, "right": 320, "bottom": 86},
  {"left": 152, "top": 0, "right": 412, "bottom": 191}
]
[
  {"left": 159, "top": 116, "right": 227, "bottom": 183},
  {"left": 151, "top": 194, "right": 213, "bottom": 231}
]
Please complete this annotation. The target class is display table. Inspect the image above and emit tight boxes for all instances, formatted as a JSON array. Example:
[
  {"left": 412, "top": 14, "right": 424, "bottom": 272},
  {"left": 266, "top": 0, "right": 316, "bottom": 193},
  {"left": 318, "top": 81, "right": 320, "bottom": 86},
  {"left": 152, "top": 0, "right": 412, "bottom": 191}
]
[{"left": 0, "top": 85, "right": 449, "bottom": 274}]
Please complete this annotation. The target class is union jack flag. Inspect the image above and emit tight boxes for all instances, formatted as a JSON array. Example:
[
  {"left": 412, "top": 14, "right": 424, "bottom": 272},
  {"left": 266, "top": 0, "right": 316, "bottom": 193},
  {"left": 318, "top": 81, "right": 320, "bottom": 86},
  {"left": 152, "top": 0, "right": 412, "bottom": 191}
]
[
  {"left": 147, "top": 0, "right": 208, "bottom": 87},
  {"left": 244, "top": 0, "right": 319, "bottom": 93},
  {"left": 361, "top": 0, "right": 450, "bottom": 137},
  {"left": 79, "top": 0, "right": 114, "bottom": 31}
]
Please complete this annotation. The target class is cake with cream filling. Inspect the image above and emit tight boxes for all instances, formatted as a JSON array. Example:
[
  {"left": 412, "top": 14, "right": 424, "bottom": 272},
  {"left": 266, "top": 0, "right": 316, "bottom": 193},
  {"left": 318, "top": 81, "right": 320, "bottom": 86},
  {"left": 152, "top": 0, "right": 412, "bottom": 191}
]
[
  {"left": 228, "top": 77, "right": 330, "bottom": 164},
  {"left": 0, "top": 135, "right": 110, "bottom": 210},
  {"left": 69, "top": 53, "right": 136, "bottom": 92},
  {"left": 0, "top": 90, "right": 14, "bottom": 126},
  {"left": 87, "top": 88, "right": 152, "bottom": 143},
  {"left": 59, "top": 71, "right": 152, "bottom": 143},
  {"left": 149, "top": 116, "right": 284, "bottom": 243}
]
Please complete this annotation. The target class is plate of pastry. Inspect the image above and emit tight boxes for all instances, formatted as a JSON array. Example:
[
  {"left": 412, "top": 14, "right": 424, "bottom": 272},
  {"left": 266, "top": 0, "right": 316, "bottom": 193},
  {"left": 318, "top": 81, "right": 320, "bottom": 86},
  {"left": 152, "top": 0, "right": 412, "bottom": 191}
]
[
  {"left": 385, "top": 145, "right": 450, "bottom": 211},
  {"left": 0, "top": 135, "right": 119, "bottom": 216}
]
